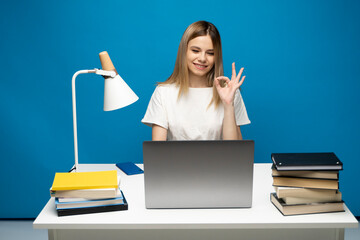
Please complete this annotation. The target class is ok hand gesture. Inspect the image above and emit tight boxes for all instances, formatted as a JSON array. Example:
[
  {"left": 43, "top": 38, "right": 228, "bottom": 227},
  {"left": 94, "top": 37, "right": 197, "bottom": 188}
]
[{"left": 214, "top": 63, "right": 245, "bottom": 106}]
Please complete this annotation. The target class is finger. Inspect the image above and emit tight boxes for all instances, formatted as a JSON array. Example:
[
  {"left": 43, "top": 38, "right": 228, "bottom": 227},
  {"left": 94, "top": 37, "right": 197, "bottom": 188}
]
[
  {"left": 214, "top": 78, "right": 223, "bottom": 90},
  {"left": 216, "top": 76, "right": 230, "bottom": 88},
  {"left": 214, "top": 77, "right": 220, "bottom": 86},
  {"left": 236, "top": 67, "right": 244, "bottom": 82},
  {"left": 232, "top": 62, "right": 236, "bottom": 79},
  {"left": 216, "top": 76, "right": 230, "bottom": 82},
  {"left": 238, "top": 75, "right": 246, "bottom": 87}
]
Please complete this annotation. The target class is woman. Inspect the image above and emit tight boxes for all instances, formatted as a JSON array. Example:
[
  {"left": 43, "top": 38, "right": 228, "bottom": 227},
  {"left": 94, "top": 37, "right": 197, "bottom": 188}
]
[{"left": 142, "top": 21, "right": 250, "bottom": 140}]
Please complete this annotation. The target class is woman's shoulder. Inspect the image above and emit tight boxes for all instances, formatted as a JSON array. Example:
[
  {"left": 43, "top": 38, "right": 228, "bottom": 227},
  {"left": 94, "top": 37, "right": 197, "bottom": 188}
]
[{"left": 154, "top": 83, "right": 178, "bottom": 93}]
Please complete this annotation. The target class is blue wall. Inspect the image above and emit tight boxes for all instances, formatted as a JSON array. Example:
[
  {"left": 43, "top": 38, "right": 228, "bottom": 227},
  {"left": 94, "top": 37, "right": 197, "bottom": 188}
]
[{"left": 1, "top": 0, "right": 359, "bottom": 217}]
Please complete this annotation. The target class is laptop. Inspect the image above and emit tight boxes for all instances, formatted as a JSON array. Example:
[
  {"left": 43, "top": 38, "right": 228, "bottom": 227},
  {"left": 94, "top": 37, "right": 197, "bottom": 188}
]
[{"left": 143, "top": 140, "right": 254, "bottom": 209}]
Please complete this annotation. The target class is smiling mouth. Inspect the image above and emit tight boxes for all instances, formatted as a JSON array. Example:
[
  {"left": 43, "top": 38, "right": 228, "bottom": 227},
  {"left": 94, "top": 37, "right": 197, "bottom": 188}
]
[{"left": 193, "top": 63, "right": 208, "bottom": 70}]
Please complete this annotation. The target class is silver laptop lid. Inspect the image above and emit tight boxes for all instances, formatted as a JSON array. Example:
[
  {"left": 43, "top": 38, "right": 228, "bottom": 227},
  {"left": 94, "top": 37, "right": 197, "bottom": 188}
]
[{"left": 143, "top": 140, "right": 254, "bottom": 209}]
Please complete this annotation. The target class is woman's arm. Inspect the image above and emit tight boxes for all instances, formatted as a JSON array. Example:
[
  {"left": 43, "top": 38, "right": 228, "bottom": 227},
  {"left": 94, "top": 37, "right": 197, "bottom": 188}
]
[
  {"left": 222, "top": 104, "right": 243, "bottom": 140},
  {"left": 215, "top": 63, "right": 246, "bottom": 140},
  {"left": 152, "top": 124, "right": 168, "bottom": 141}
]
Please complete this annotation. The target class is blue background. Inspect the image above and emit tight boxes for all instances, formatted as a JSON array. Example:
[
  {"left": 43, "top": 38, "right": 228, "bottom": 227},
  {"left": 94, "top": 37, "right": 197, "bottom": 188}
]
[{"left": 1, "top": 0, "right": 359, "bottom": 218}]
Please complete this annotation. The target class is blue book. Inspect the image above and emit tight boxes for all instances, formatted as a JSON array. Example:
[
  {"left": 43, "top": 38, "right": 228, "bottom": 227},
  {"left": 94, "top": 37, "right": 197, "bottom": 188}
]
[
  {"left": 55, "top": 188, "right": 124, "bottom": 210},
  {"left": 116, "top": 162, "right": 144, "bottom": 175}
]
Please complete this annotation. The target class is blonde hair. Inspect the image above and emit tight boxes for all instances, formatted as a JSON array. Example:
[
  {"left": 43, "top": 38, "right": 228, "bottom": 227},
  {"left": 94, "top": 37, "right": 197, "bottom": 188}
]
[{"left": 159, "top": 21, "right": 224, "bottom": 108}]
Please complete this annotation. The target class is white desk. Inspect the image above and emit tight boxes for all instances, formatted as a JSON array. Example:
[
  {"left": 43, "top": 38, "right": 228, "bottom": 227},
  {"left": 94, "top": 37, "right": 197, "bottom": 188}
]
[{"left": 33, "top": 164, "right": 358, "bottom": 240}]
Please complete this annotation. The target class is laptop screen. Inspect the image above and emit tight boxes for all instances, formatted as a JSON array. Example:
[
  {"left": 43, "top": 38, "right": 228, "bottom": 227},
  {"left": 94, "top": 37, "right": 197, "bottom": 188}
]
[{"left": 143, "top": 140, "right": 254, "bottom": 209}]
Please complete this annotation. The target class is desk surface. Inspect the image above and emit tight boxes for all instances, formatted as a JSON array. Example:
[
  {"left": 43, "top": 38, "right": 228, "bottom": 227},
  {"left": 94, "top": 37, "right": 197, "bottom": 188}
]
[{"left": 33, "top": 163, "right": 358, "bottom": 230}]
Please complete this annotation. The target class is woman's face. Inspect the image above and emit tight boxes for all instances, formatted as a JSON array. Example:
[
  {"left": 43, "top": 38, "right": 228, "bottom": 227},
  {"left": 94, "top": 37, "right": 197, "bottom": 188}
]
[{"left": 186, "top": 35, "right": 215, "bottom": 79}]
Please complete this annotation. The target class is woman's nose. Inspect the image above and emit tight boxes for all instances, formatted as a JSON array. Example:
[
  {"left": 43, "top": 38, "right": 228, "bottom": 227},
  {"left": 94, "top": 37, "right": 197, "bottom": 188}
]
[{"left": 198, "top": 52, "right": 206, "bottom": 62}]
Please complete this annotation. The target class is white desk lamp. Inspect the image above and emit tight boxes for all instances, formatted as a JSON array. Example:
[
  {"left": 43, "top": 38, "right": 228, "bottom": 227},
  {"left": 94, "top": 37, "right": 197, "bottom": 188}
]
[{"left": 72, "top": 51, "right": 138, "bottom": 172}]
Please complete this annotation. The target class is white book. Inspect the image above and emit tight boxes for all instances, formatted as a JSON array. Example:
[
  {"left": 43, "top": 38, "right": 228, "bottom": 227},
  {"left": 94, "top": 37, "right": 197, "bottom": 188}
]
[{"left": 57, "top": 188, "right": 122, "bottom": 202}]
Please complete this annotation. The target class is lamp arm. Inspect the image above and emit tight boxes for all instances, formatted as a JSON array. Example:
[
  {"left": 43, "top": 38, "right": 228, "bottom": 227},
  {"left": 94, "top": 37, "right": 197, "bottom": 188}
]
[
  {"left": 72, "top": 69, "right": 99, "bottom": 172},
  {"left": 71, "top": 69, "right": 117, "bottom": 172}
]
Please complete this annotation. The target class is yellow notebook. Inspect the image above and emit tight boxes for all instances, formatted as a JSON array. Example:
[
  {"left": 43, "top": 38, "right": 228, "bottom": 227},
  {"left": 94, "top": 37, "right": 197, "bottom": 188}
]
[{"left": 51, "top": 170, "right": 118, "bottom": 191}]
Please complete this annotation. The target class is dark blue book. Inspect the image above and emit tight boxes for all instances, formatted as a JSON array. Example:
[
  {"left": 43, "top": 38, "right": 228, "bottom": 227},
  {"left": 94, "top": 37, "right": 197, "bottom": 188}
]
[{"left": 271, "top": 152, "right": 343, "bottom": 171}]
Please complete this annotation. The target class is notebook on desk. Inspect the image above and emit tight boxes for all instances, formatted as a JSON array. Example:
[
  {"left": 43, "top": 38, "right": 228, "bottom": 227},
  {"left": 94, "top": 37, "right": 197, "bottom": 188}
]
[{"left": 143, "top": 140, "right": 254, "bottom": 209}]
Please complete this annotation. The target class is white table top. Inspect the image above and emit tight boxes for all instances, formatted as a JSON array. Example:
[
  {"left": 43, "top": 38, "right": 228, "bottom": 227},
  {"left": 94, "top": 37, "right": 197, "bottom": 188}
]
[{"left": 33, "top": 163, "right": 358, "bottom": 230}]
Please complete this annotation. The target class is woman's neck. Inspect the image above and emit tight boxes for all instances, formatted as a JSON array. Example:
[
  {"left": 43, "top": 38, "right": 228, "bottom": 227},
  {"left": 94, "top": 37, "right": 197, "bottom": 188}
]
[{"left": 188, "top": 73, "right": 208, "bottom": 88}]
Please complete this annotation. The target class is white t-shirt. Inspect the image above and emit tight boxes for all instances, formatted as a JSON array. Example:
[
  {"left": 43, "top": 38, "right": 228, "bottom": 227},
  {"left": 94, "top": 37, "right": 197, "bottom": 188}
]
[{"left": 141, "top": 84, "right": 250, "bottom": 140}]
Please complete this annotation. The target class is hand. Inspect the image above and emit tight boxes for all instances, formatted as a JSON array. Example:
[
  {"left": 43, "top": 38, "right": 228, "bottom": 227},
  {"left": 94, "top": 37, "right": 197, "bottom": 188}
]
[{"left": 214, "top": 63, "right": 245, "bottom": 106}]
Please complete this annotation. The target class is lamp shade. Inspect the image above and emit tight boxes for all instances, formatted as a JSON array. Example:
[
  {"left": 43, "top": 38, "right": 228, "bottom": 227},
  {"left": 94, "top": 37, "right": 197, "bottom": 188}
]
[
  {"left": 103, "top": 74, "right": 139, "bottom": 111},
  {"left": 99, "top": 51, "right": 138, "bottom": 111}
]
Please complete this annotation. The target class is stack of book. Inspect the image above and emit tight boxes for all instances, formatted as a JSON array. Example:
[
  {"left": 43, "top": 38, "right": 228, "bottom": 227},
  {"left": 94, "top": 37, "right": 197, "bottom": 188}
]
[
  {"left": 270, "top": 152, "right": 344, "bottom": 216},
  {"left": 50, "top": 170, "right": 128, "bottom": 216}
]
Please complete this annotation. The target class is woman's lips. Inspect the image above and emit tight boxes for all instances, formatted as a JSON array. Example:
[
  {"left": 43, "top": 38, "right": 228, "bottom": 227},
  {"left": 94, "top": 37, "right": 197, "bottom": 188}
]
[{"left": 193, "top": 63, "right": 207, "bottom": 70}]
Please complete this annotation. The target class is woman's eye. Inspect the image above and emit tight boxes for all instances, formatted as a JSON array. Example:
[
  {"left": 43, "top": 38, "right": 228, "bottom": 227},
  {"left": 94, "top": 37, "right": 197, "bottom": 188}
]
[
  {"left": 207, "top": 52, "right": 214, "bottom": 56},
  {"left": 192, "top": 49, "right": 199, "bottom": 53}
]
